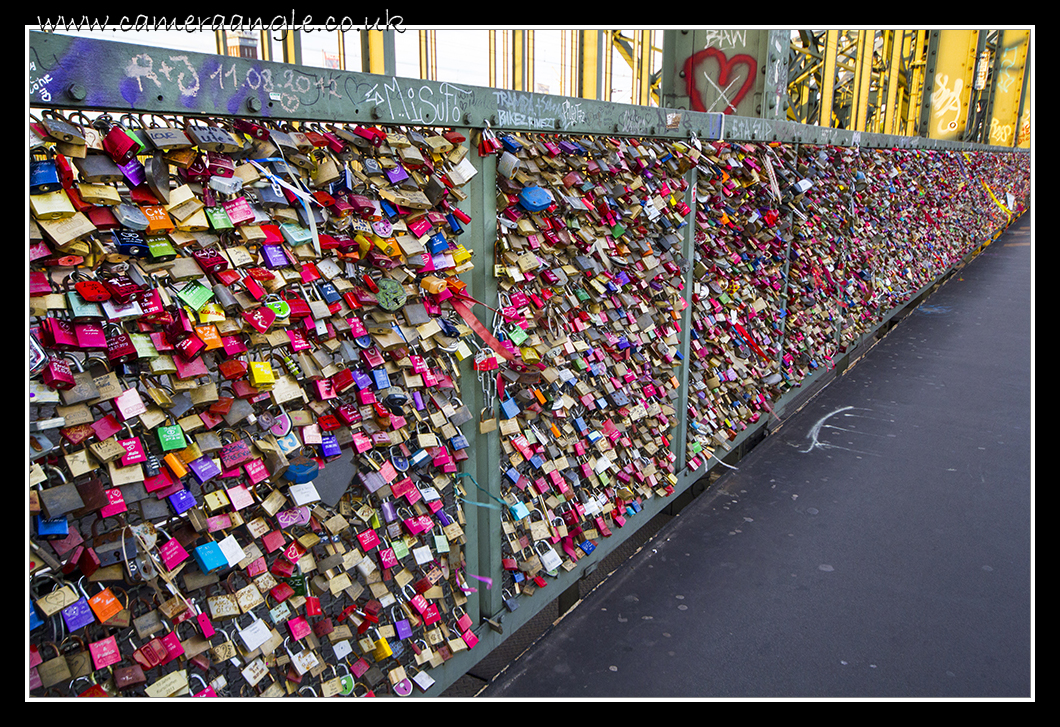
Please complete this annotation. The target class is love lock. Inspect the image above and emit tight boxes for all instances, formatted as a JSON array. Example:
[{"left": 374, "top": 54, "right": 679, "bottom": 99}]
[{"left": 283, "top": 447, "right": 320, "bottom": 484}]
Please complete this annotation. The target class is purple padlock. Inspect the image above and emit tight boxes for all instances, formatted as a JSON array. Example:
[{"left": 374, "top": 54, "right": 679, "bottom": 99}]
[
  {"left": 394, "top": 614, "right": 413, "bottom": 640},
  {"left": 119, "top": 157, "right": 146, "bottom": 187},
  {"left": 380, "top": 499, "right": 398, "bottom": 523},
  {"left": 385, "top": 165, "right": 409, "bottom": 185},
  {"left": 319, "top": 435, "right": 341, "bottom": 458},
  {"left": 188, "top": 456, "right": 222, "bottom": 485},
  {"left": 168, "top": 488, "right": 197, "bottom": 514},
  {"left": 276, "top": 505, "right": 311, "bottom": 529},
  {"left": 61, "top": 597, "right": 96, "bottom": 632},
  {"left": 262, "top": 244, "right": 289, "bottom": 269}
]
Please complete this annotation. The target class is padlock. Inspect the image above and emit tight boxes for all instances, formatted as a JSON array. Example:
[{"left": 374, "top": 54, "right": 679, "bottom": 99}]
[
  {"left": 58, "top": 579, "right": 96, "bottom": 633},
  {"left": 283, "top": 447, "right": 320, "bottom": 484}
]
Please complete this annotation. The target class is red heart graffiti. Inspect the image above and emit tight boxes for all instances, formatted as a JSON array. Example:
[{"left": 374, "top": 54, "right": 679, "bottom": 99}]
[{"left": 684, "top": 47, "right": 757, "bottom": 115}]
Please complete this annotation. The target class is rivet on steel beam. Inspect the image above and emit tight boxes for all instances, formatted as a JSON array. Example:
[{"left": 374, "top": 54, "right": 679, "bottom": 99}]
[
  {"left": 66, "top": 84, "right": 86, "bottom": 101},
  {"left": 247, "top": 97, "right": 261, "bottom": 113},
  {"left": 371, "top": 107, "right": 381, "bottom": 120}
]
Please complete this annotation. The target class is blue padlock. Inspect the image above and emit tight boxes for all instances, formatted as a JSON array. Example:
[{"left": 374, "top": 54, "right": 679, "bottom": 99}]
[
  {"left": 450, "top": 433, "right": 469, "bottom": 450},
  {"left": 194, "top": 541, "right": 228, "bottom": 573},
  {"left": 500, "top": 134, "right": 523, "bottom": 153},
  {"left": 110, "top": 229, "right": 151, "bottom": 258},
  {"left": 437, "top": 318, "right": 460, "bottom": 338},
  {"left": 35, "top": 514, "right": 69, "bottom": 539},
  {"left": 445, "top": 212, "right": 463, "bottom": 236},
  {"left": 30, "top": 599, "right": 44, "bottom": 631},
  {"left": 317, "top": 281, "right": 341, "bottom": 305},
  {"left": 30, "top": 151, "right": 62, "bottom": 194},
  {"left": 500, "top": 397, "right": 520, "bottom": 420},
  {"left": 518, "top": 185, "right": 554, "bottom": 212},
  {"left": 283, "top": 450, "right": 320, "bottom": 484},
  {"left": 371, "top": 368, "right": 391, "bottom": 390},
  {"left": 390, "top": 446, "right": 409, "bottom": 472},
  {"left": 428, "top": 233, "right": 449, "bottom": 255},
  {"left": 579, "top": 540, "right": 596, "bottom": 556},
  {"left": 404, "top": 450, "right": 427, "bottom": 471}
]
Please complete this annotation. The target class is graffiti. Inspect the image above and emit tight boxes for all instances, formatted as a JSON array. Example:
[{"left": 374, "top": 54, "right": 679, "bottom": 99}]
[
  {"left": 493, "top": 90, "right": 586, "bottom": 131},
  {"left": 619, "top": 108, "right": 650, "bottom": 135},
  {"left": 683, "top": 48, "right": 757, "bottom": 115},
  {"left": 29, "top": 60, "right": 54, "bottom": 103},
  {"left": 996, "top": 45, "right": 1022, "bottom": 94},
  {"left": 930, "top": 73, "right": 963, "bottom": 135},
  {"left": 726, "top": 116, "right": 772, "bottom": 142},
  {"left": 361, "top": 78, "right": 473, "bottom": 125},
  {"left": 1017, "top": 112, "right": 1030, "bottom": 146},
  {"left": 559, "top": 99, "right": 586, "bottom": 128},
  {"left": 990, "top": 118, "right": 1014, "bottom": 145},
  {"left": 701, "top": 29, "right": 748, "bottom": 50}
]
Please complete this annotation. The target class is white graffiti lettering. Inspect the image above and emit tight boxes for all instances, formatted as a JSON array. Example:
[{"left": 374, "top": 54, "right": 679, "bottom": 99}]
[{"left": 931, "top": 73, "right": 964, "bottom": 135}]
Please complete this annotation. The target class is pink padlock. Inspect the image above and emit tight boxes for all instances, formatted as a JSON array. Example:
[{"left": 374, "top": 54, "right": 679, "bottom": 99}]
[
  {"left": 119, "top": 436, "right": 146, "bottom": 466},
  {"left": 287, "top": 616, "right": 312, "bottom": 641},
  {"left": 114, "top": 387, "right": 147, "bottom": 420},
  {"left": 158, "top": 535, "right": 189, "bottom": 571},
  {"left": 89, "top": 634, "right": 122, "bottom": 670}
]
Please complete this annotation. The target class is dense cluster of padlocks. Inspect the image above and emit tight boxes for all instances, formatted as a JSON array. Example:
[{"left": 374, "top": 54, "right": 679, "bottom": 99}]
[
  {"left": 29, "top": 110, "right": 484, "bottom": 697},
  {"left": 478, "top": 131, "right": 692, "bottom": 596},
  {"left": 681, "top": 141, "right": 1030, "bottom": 469},
  {"left": 28, "top": 104, "right": 1030, "bottom": 698}
]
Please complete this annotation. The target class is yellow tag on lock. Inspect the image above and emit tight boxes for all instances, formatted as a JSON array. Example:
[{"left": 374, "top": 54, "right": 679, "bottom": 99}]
[
  {"left": 249, "top": 361, "right": 275, "bottom": 388},
  {"left": 373, "top": 235, "right": 399, "bottom": 256},
  {"left": 373, "top": 636, "right": 393, "bottom": 661},
  {"left": 452, "top": 244, "right": 472, "bottom": 264},
  {"left": 354, "top": 233, "right": 373, "bottom": 258}
]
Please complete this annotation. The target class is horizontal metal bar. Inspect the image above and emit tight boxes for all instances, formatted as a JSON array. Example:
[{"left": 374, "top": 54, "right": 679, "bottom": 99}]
[{"left": 29, "top": 31, "right": 1022, "bottom": 154}]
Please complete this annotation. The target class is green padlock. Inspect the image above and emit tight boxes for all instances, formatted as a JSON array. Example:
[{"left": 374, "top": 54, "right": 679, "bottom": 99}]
[
  {"left": 508, "top": 326, "right": 529, "bottom": 346},
  {"left": 129, "top": 333, "right": 159, "bottom": 360},
  {"left": 280, "top": 222, "right": 313, "bottom": 246},
  {"left": 263, "top": 295, "right": 291, "bottom": 320},
  {"left": 204, "top": 206, "right": 233, "bottom": 231},
  {"left": 147, "top": 236, "right": 177, "bottom": 262},
  {"left": 157, "top": 415, "right": 187, "bottom": 452},
  {"left": 285, "top": 574, "right": 308, "bottom": 598},
  {"left": 177, "top": 281, "right": 214, "bottom": 311}
]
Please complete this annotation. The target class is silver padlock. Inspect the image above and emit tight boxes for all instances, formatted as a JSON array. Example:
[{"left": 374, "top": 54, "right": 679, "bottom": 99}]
[
  {"left": 536, "top": 540, "right": 562, "bottom": 572},
  {"left": 209, "top": 174, "right": 244, "bottom": 195}
]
